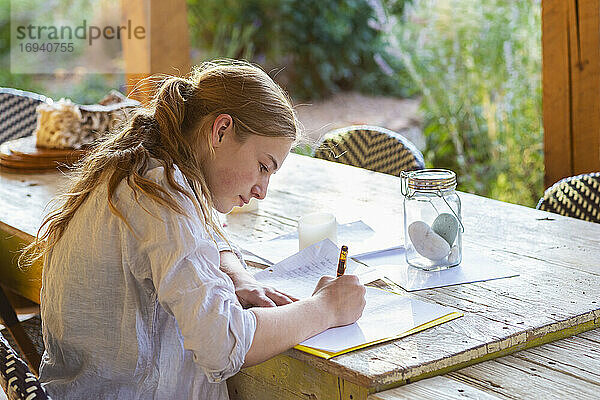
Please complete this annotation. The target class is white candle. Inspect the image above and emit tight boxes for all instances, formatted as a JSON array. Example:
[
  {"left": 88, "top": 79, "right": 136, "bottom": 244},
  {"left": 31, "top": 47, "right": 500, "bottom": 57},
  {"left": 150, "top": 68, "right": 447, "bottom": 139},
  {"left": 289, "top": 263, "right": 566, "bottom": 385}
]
[{"left": 297, "top": 212, "right": 337, "bottom": 250}]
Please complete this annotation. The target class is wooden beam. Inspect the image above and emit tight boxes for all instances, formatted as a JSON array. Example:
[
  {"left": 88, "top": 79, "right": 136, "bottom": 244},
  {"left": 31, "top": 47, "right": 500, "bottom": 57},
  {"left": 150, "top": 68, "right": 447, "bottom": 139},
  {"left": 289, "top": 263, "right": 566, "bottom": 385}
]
[
  {"left": 569, "top": 0, "right": 600, "bottom": 177},
  {"left": 542, "top": 0, "right": 572, "bottom": 188},
  {"left": 121, "top": 0, "right": 191, "bottom": 105},
  {"left": 542, "top": 0, "right": 600, "bottom": 188}
]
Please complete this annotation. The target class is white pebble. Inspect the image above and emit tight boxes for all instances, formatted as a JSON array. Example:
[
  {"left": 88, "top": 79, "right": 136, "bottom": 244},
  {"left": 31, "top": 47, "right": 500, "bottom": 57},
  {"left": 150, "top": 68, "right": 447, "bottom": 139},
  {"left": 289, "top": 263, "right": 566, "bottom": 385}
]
[
  {"left": 408, "top": 221, "right": 451, "bottom": 261},
  {"left": 432, "top": 213, "right": 458, "bottom": 246}
]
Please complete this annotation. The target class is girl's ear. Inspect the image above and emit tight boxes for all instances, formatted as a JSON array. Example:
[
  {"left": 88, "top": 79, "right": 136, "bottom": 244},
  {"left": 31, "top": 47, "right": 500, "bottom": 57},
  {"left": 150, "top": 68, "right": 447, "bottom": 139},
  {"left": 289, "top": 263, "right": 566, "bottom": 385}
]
[{"left": 211, "top": 114, "right": 234, "bottom": 148}]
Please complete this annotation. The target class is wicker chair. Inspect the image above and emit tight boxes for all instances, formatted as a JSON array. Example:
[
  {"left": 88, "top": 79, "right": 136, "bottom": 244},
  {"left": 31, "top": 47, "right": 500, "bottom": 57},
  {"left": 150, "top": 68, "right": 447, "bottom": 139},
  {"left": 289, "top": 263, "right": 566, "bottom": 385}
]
[
  {"left": 0, "top": 331, "right": 49, "bottom": 400},
  {"left": 536, "top": 172, "right": 600, "bottom": 223},
  {"left": 0, "top": 88, "right": 47, "bottom": 144},
  {"left": 313, "top": 125, "right": 425, "bottom": 176}
]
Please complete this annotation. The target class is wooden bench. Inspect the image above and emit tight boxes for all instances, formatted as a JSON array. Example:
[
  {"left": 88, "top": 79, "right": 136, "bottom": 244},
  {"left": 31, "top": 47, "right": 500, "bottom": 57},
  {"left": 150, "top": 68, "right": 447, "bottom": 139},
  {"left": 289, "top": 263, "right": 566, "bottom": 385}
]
[{"left": 369, "top": 328, "right": 600, "bottom": 399}]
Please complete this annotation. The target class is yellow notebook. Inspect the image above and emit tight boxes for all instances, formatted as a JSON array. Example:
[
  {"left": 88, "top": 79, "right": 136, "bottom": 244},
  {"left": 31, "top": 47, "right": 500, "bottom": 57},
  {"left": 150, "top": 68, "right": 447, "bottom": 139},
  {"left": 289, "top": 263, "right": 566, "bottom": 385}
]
[
  {"left": 254, "top": 239, "right": 463, "bottom": 360},
  {"left": 295, "top": 311, "right": 462, "bottom": 359}
]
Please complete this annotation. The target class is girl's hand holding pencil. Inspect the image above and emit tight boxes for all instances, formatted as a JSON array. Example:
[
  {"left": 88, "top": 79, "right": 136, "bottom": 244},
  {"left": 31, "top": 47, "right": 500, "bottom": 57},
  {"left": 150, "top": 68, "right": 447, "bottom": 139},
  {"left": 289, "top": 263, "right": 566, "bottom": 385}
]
[{"left": 311, "top": 275, "right": 366, "bottom": 328}]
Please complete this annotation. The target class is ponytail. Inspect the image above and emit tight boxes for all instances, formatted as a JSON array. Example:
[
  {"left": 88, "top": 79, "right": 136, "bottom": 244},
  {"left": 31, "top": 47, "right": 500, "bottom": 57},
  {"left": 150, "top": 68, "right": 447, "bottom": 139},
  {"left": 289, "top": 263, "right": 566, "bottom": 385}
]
[{"left": 153, "top": 78, "right": 189, "bottom": 140}]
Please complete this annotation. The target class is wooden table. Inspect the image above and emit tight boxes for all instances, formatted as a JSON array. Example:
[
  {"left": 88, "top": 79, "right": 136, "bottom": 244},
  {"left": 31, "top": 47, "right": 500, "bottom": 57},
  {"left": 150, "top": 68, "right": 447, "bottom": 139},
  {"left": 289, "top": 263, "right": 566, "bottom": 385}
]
[{"left": 2, "top": 154, "right": 600, "bottom": 399}]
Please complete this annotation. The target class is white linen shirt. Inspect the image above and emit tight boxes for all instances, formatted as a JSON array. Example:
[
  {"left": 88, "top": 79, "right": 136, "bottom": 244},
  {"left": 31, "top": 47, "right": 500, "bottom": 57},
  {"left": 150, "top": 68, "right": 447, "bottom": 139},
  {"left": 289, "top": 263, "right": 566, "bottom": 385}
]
[{"left": 39, "top": 161, "right": 256, "bottom": 399}]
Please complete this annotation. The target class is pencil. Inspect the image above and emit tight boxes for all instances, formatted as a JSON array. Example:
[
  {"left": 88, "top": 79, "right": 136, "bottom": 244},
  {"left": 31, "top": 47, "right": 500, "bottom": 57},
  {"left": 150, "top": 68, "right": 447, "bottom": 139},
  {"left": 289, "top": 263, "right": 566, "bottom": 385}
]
[{"left": 336, "top": 245, "right": 349, "bottom": 277}]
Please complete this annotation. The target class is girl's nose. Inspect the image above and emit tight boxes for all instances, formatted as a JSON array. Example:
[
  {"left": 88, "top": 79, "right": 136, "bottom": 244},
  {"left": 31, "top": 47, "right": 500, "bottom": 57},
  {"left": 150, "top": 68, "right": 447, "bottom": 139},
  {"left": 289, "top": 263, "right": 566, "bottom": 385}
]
[
  {"left": 251, "top": 184, "right": 266, "bottom": 200},
  {"left": 251, "top": 176, "right": 270, "bottom": 200}
]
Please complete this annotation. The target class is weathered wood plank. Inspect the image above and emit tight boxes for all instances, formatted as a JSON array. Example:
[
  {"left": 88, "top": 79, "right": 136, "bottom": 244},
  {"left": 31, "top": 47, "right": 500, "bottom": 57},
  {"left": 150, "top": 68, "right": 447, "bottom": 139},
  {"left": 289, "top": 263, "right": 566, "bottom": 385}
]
[
  {"left": 227, "top": 353, "right": 369, "bottom": 400},
  {"left": 459, "top": 195, "right": 600, "bottom": 277},
  {"left": 227, "top": 370, "right": 309, "bottom": 400},
  {"left": 578, "top": 327, "right": 600, "bottom": 343},
  {"left": 373, "top": 329, "right": 600, "bottom": 399},
  {"left": 324, "top": 319, "right": 489, "bottom": 389},
  {"left": 542, "top": 0, "right": 600, "bottom": 186},
  {"left": 367, "top": 375, "right": 505, "bottom": 400},
  {"left": 347, "top": 246, "right": 600, "bottom": 386},
  {"left": 512, "top": 332, "right": 600, "bottom": 384},
  {"left": 0, "top": 230, "right": 42, "bottom": 303},
  {"left": 395, "top": 356, "right": 600, "bottom": 400},
  {"left": 452, "top": 354, "right": 600, "bottom": 399},
  {"left": 0, "top": 172, "right": 68, "bottom": 242}
]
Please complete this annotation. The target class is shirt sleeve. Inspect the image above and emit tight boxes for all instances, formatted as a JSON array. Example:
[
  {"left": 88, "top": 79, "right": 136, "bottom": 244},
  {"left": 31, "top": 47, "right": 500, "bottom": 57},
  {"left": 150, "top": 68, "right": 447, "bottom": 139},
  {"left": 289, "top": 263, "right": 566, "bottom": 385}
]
[
  {"left": 121, "top": 172, "right": 256, "bottom": 383},
  {"left": 152, "top": 246, "right": 257, "bottom": 383}
]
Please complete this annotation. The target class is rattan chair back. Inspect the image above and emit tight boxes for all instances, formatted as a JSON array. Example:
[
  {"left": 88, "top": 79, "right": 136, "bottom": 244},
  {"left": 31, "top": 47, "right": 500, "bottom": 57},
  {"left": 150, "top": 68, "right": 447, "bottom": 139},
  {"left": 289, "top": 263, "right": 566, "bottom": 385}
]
[
  {"left": 0, "top": 88, "right": 47, "bottom": 144},
  {"left": 313, "top": 125, "right": 425, "bottom": 176},
  {"left": 537, "top": 172, "right": 600, "bottom": 223}
]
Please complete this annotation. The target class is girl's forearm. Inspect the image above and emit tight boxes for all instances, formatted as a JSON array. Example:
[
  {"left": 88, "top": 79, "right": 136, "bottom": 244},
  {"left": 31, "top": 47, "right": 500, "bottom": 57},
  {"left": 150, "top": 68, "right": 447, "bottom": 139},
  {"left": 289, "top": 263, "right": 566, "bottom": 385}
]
[
  {"left": 243, "top": 297, "right": 332, "bottom": 367},
  {"left": 219, "top": 250, "right": 252, "bottom": 285}
]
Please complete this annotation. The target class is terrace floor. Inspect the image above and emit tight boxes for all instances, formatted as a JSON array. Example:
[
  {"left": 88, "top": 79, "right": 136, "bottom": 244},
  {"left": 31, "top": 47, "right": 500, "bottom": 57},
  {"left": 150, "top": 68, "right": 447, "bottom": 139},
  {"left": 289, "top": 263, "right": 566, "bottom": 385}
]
[{"left": 295, "top": 92, "right": 424, "bottom": 149}]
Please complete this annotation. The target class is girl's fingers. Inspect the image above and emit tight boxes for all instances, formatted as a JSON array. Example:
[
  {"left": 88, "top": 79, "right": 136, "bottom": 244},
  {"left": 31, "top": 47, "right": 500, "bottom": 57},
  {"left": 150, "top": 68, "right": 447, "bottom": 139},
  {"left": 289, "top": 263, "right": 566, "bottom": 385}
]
[
  {"left": 285, "top": 292, "right": 299, "bottom": 302},
  {"left": 266, "top": 289, "right": 294, "bottom": 305},
  {"left": 270, "top": 288, "right": 299, "bottom": 302},
  {"left": 254, "top": 295, "right": 277, "bottom": 307},
  {"left": 312, "top": 275, "right": 335, "bottom": 295}
]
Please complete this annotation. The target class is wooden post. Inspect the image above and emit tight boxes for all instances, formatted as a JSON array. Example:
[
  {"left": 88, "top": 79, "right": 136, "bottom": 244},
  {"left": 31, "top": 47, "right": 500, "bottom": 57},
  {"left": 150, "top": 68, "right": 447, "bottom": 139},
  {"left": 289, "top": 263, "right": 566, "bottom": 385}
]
[
  {"left": 120, "top": 0, "right": 191, "bottom": 105},
  {"left": 542, "top": 0, "right": 600, "bottom": 188}
]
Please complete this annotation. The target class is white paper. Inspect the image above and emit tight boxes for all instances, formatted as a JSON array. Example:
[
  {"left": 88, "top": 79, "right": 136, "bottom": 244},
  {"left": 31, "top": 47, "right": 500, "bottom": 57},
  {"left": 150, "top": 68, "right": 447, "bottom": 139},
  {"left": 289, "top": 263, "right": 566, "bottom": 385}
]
[
  {"left": 243, "top": 220, "right": 401, "bottom": 266},
  {"left": 354, "top": 245, "right": 519, "bottom": 291},
  {"left": 300, "top": 287, "right": 456, "bottom": 352},
  {"left": 254, "top": 239, "right": 383, "bottom": 299},
  {"left": 253, "top": 239, "right": 460, "bottom": 353}
]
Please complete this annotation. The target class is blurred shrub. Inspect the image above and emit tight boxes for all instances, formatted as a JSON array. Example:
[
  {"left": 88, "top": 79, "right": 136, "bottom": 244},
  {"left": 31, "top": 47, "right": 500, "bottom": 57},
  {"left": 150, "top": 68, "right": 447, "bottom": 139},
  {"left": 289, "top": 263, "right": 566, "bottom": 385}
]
[
  {"left": 187, "top": 0, "right": 412, "bottom": 99},
  {"left": 187, "top": 0, "right": 259, "bottom": 62},
  {"left": 47, "top": 74, "right": 125, "bottom": 104},
  {"left": 385, "top": 0, "right": 543, "bottom": 206}
]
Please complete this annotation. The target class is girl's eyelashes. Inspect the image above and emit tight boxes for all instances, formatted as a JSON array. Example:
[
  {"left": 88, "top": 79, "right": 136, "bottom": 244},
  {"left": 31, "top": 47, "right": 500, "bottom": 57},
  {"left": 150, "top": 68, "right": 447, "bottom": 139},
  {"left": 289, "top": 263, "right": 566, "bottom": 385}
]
[{"left": 259, "top": 163, "right": 269, "bottom": 173}]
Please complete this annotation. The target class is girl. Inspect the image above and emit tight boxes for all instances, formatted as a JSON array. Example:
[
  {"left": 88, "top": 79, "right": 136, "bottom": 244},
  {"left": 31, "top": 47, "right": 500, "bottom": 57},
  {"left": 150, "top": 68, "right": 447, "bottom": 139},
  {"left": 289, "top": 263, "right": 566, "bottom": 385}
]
[{"left": 24, "top": 60, "right": 366, "bottom": 399}]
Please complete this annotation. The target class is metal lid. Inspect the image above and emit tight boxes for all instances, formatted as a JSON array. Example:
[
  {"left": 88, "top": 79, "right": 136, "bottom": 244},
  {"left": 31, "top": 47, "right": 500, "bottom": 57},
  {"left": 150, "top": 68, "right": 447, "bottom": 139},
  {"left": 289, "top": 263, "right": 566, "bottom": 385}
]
[{"left": 402, "top": 169, "right": 457, "bottom": 192}]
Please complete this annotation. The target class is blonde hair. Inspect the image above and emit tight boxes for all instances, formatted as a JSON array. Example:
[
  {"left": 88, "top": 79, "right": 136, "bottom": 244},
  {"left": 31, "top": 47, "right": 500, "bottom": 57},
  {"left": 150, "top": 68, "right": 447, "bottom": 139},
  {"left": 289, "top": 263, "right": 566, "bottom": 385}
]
[{"left": 21, "top": 59, "right": 300, "bottom": 268}]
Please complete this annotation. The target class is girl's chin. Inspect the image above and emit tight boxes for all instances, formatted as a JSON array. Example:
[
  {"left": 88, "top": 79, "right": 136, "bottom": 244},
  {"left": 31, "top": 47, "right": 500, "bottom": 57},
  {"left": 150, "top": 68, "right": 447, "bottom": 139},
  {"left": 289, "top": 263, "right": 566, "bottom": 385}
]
[{"left": 213, "top": 199, "right": 233, "bottom": 214}]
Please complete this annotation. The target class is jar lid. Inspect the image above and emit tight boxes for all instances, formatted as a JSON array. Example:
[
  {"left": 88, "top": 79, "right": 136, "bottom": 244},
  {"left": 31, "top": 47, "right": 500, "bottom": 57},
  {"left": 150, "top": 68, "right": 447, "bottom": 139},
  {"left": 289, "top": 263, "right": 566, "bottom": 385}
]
[{"left": 403, "top": 169, "right": 457, "bottom": 192}]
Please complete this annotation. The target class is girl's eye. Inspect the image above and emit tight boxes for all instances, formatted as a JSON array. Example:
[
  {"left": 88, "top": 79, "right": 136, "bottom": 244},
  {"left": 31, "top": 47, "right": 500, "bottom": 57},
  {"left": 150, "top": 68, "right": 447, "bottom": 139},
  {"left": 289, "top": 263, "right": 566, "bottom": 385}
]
[{"left": 260, "top": 163, "right": 269, "bottom": 173}]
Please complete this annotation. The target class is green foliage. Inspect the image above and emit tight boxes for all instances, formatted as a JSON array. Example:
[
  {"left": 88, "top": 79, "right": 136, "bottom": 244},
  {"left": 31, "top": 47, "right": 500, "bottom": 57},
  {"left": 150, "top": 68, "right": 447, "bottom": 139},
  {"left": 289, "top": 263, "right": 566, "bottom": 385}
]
[
  {"left": 187, "top": 0, "right": 259, "bottom": 61},
  {"left": 388, "top": 0, "right": 543, "bottom": 206},
  {"left": 276, "top": 0, "right": 402, "bottom": 99},
  {"left": 43, "top": 74, "right": 124, "bottom": 104},
  {"left": 291, "top": 143, "right": 314, "bottom": 156},
  {"left": 187, "top": 0, "right": 412, "bottom": 99}
]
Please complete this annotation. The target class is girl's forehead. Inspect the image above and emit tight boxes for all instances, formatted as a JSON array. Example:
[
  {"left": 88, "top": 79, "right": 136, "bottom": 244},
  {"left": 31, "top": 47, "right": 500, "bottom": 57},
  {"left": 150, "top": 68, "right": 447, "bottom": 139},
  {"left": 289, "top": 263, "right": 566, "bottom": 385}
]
[{"left": 246, "top": 135, "right": 293, "bottom": 154}]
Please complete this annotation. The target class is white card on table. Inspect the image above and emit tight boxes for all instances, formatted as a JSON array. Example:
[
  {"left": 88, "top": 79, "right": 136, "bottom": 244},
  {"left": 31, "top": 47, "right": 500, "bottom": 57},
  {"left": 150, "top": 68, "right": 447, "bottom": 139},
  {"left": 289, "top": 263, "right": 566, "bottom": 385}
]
[{"left": 354, "top": 245, "right": 518, "bottom": 291}]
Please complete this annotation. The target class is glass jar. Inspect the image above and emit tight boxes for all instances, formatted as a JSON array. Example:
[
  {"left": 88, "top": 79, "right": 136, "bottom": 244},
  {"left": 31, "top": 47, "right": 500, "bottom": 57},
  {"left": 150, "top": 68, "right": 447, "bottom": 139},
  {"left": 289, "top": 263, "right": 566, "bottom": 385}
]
[{"left": 401, "top": 169, "right": 463, "bottom": 271}]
